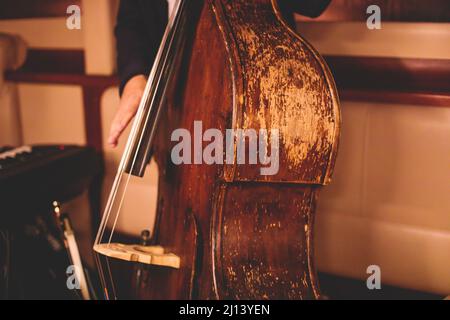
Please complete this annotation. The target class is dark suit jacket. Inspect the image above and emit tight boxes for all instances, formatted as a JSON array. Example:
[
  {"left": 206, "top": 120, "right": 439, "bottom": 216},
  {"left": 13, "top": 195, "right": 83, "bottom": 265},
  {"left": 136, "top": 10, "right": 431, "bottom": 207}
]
[{"left": 116, "top": 0, "right": 331, "bottom": 95}]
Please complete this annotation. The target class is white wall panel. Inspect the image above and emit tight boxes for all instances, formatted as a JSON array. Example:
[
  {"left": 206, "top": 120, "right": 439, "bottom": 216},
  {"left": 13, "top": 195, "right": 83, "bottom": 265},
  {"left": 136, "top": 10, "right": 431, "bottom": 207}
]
[{"left": 18, "top": 83, "right": 86, "bottom": 145}]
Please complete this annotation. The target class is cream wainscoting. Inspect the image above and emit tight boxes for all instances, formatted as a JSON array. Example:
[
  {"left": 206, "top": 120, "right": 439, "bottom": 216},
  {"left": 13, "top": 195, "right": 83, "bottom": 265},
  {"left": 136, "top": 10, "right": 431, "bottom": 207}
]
[{"left": 297, "top": 21, "right": 450, "bottom": 294}]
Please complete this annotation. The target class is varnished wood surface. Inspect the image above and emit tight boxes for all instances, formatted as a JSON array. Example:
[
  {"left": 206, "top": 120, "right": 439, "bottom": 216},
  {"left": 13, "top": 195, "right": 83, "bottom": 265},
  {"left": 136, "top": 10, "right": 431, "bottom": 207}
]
[
  {"left": 219, "top": 0, "right": 340, "bottom": 184},
  {"left": 296, "top": 0, "right": 450, "bottom": 23},
  {"left": 214, "top": 184, "right": 321, "bottom": 299},
  {"left": 123, "top": 0, "right": 339, "bottom": 300},
  {"left": 324, "top": 55, "right": 450, "bottom": 107},
  {"left": 15, "top": 49, "right": 85, "bottom": 74},
  {"left": 0, "top": 0, "right": 81, "bottom": 20},
  {"left": 339, "top": 90, "right": 450, "bottom": 107},
  {"left": 324, "top": 56, "right": 450, "bottom": 94}
]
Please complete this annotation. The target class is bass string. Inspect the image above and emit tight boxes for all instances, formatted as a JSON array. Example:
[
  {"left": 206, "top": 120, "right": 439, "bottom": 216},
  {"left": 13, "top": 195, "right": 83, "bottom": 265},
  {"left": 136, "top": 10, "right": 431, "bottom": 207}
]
[
  {"left": 95, "top": 20, "right": 175, "bottom": 300},
  {"left": 96, "top": 28, "right": 168, "bottom": 246},
  {"left": 94, "top": 248, "right": 116, "bottom": 299},
  {"left": 95, "top": 0, "right": 186, "bottom": 248},
  {"left": 95, "top": 0, "right": 187, "bottom": 300},
  {"left": 105, "top": 0, "right": 187, "bottom": 246}
]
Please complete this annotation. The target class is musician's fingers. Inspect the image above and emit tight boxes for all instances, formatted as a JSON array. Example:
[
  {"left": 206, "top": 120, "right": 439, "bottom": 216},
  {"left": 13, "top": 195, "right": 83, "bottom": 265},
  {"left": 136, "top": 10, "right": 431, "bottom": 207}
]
[
  {"left": 108, "top": 75, "right": 147, "bottom": 148},
  {"left": 108, "top": 93, "right": 141, "bottom": 147}
]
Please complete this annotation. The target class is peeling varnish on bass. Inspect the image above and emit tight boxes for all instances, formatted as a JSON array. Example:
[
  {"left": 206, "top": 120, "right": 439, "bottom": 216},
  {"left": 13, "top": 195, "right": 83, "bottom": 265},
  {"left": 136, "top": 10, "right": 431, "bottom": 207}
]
[
  {"left": 224, "top": 2, "right": 337, "bottom": 181},
  {"left": 212, "top": 0, "right": 339, "bottom": 300}
]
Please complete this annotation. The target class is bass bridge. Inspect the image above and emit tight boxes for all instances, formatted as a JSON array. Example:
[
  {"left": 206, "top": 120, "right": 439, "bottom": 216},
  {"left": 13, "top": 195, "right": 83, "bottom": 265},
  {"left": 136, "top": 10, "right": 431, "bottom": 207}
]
[{"left": 94, "top": 243, "right": 180, "bottom": 269}]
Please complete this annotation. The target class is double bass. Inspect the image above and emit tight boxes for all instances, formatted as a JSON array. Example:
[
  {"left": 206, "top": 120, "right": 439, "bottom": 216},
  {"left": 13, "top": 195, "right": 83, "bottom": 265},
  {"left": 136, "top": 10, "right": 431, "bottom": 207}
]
[{"left": 94, "top": 0, "right": 340, "bottom": 300}]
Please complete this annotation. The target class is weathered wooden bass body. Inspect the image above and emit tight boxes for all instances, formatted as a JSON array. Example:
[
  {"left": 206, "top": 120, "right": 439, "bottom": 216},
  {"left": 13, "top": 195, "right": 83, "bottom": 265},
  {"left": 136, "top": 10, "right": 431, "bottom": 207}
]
[{"left": 95, "top": 0, "right": 340, "bottom": 300}]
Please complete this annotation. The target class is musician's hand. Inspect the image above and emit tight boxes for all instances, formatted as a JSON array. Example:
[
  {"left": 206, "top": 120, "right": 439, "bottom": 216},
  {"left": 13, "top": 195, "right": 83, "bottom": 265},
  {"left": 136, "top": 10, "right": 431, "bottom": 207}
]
[{"left": 108, "top": 75, "right": 147, "bottom": 148}]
